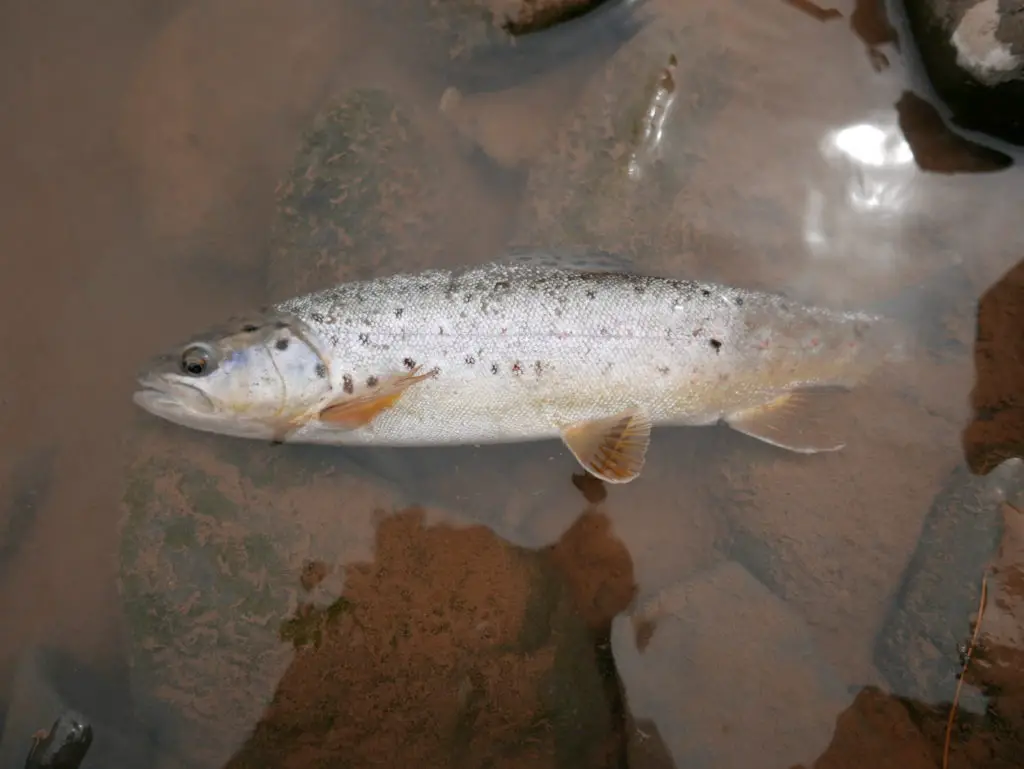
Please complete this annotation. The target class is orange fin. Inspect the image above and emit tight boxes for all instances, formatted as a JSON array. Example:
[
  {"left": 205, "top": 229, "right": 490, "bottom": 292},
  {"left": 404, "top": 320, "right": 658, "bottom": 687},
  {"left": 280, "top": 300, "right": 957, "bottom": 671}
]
[
  {"left": 560, "top": 410, "right": 652, "bottom": 484},
  {"left": 318, "top": 368, "right": 433, "bottom": 429},
  {"left": 725, "top": 390, "right": 846, "bottom": 454}
]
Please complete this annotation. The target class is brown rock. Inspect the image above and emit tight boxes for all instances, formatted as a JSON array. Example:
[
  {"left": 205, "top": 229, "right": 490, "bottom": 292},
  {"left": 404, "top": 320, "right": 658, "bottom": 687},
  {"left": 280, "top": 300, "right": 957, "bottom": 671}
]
[
  {"left": 963, "top": 257, "right": 1024, "bottom": 473},
  {"left": 805, "top": 686, "right": 937, "bottom": 769},
  {"left": 222, "top": 508, "right": 624, "bottom": 769}
]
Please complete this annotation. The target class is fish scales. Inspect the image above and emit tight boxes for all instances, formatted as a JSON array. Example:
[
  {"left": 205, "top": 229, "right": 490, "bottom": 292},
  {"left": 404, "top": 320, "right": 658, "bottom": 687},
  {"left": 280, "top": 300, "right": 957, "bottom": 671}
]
[
  {"left": 275, "top": 262, "right": 890, "bottom": 446},
  {"left": 133, "top": 256, "right": 904, "bottom": 482}
]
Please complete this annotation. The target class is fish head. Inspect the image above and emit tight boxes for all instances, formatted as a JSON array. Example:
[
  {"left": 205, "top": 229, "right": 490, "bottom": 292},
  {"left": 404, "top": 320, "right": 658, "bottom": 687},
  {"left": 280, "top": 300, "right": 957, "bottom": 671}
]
[{"left": 133, "top": 312, "right": 333, "bottom": 440}]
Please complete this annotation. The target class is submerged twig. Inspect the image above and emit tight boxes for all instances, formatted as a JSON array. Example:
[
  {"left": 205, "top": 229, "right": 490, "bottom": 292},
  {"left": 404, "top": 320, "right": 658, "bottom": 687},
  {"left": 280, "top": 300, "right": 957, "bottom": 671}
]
[{"left": 943, "top": 570, "right": 989, "bottom": 769}]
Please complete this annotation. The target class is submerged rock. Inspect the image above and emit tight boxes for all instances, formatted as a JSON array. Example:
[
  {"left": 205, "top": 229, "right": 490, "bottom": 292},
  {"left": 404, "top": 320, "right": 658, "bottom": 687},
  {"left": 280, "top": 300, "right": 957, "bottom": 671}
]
[
  {"left": 266, "top": 87, "right": 479, "bottom": 295},
  {"left": 221, "top": 509, "right": 620, "bottom": 769},
  {"left": 874, "top": 458, "right": 1024, "bottom": 708},
  {"left": 613, "top": 561, "right": 852, "bottom": 769},
  {"left": 117, "top": 425, "right": 401, "bottom": 768}
]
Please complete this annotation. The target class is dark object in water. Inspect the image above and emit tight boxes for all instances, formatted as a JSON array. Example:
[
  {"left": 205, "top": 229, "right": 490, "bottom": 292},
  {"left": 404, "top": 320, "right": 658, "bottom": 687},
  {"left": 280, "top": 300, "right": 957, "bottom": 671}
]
[
  {"left": 899, "top": 0, "right": 1024, "bottom": 146},
  {"left": 23, "top": 710, "right": 92, "bottom": 769}
]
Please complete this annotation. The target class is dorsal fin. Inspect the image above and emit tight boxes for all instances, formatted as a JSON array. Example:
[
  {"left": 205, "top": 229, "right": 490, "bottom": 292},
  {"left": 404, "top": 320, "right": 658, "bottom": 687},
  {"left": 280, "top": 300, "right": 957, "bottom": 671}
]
[{"left": 501, "top": 246, "right": 636, "bottom": 275}]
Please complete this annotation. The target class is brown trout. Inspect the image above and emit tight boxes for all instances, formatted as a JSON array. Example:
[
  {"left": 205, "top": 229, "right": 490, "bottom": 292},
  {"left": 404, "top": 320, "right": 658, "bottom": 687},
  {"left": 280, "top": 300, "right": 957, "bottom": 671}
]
[{"left": 133, "top": 250, "right": 905, "bottom": 483}]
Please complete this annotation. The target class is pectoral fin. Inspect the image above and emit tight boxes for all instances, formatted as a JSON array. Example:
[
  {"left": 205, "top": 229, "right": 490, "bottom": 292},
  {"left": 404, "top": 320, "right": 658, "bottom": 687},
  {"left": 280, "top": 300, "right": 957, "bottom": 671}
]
[
  {"left": 725, "top": 390, "right": 846, "bottom": 454},
  {"left": 561, "top": 410, "right": 652, "bottom": 484},
  {"left": 318, "top": 368, "right": 434, "bottom": 429}
]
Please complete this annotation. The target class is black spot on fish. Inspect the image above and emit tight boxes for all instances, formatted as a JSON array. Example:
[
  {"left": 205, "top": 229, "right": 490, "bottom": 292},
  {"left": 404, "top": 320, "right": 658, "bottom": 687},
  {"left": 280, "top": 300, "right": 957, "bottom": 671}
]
[
  {"left": 657, "top": 365, "right": 670, "bottom": 375},
  {"left": 459, "top": 311, "right": 467, "bottom": 319},
  {"left": 242, "top": 323, "right": 259, "bottom": 333},
  {"left": 586, "top": 290, "right": 596, "bottom": 300},
  {"left": 710, "top": 338, "right": 722, "bottom": 352},
  {"left": 512, "top": 361, "right": 523, "bottom": 375},
  {"left": 311, "top": 312, "right": 324, "bottom": 323},
  {"left": 600, "top": 327, "right": 609, "bottom": 336},
  {"left": 342, "top": 374, "right": 354, "bottom": 394},
  {"left": 701, "top": 288, "right": 711, "bottom": 297},
  {"left": 534, "top": 360, "right": 543, "bottom": 375},
  {"left": 735, "top": 296, "right": 744, "bottom": 306},
  {"left": 358, "top": 333, "right": 370, "bottom": 345},
  {"left": 465, "top": 355, "right": 475, "bottom": 365},
  {"left": 275, "top": 320, "right": 289, "bottom": 329},
  {"left": 275, "top": 338, "right": 289, "bottom": 351},
  {"left": 403, "top": 357, "right": 416, "bottom": 370},
  {"left": 315, "top": 363, "right": 328, "bottom": 379},
  {"left": 439, "top": 327, "right": 445, "bottom": 336},
  {"left": 366, "top": 375, "right": 378, "bottom": 387},
  {"left": 554, "top": 307, "right": 563, "bottom": 317},
  {"left": 494, "top": 281, "right": 510, "bottom": 291},
  {"left": 634, "top": 283, "right": 646, "bottom": 295},
  {"left": 395, "top": 307, "right": 404, "bottom": 318},
  {"left": 491, "top": 363, "right": 499, "bottom": 375}
]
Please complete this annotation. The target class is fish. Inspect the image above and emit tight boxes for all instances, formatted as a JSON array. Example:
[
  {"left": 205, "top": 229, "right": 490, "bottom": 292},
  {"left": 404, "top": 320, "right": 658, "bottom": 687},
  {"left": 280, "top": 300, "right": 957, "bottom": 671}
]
[{"left": 133, "top": 249, "right": 907, "bottom": 484}]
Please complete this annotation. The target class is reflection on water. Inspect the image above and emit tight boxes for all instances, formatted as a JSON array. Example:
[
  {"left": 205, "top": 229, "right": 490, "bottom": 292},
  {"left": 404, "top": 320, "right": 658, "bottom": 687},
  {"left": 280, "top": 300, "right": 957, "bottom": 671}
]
[{"left": 1, "top": 0, "right": 1024, "bottom": 766}]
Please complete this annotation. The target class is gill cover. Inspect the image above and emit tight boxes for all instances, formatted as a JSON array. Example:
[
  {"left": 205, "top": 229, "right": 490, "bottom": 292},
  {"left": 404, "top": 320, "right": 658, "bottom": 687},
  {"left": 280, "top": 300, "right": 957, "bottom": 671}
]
[{"left": 135, "top": 312, "right": 334, "bottom": 441}]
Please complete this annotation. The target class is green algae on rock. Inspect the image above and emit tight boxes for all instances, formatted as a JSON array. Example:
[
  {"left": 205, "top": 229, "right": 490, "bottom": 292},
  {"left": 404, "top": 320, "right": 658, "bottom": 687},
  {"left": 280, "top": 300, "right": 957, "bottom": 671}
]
[
  {"left": 117, "top": 423, "right": 402, "bottom": 768},
  {"left": 267, "top": 88, "right": 452, "bottom": 295}
]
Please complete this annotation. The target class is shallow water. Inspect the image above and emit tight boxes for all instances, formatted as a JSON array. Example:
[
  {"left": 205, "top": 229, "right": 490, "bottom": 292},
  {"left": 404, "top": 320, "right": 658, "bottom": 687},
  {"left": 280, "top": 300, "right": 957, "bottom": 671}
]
[{"left": 1, "top": 0, "right": 1023, "bottom": 766}]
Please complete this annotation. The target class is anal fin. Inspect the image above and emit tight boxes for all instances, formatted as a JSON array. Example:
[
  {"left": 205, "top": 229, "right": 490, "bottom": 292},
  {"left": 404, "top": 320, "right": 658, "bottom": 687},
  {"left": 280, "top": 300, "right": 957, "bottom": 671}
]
[
  {"left": 319, "top": 368, "right": 434, "bottom": 430},
  {"left": 725, "top": 390, "right": 846, "bottom": 454},
  {"left": 561, "top": 409, "right": 652, "bottom": 484}
]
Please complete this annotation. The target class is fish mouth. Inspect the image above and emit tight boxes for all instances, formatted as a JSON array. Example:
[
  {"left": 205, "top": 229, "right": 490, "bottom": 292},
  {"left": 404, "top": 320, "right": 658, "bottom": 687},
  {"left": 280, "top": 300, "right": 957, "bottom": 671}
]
[{"left": 133, "top": 374, "right": 214, "bottom": 416}]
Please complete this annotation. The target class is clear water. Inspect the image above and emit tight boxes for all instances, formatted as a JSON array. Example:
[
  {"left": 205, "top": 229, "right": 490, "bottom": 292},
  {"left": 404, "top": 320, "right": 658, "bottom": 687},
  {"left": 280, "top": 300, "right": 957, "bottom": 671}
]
[{"left": 0, "top": 0, "right": 1022, "bottom": 766}]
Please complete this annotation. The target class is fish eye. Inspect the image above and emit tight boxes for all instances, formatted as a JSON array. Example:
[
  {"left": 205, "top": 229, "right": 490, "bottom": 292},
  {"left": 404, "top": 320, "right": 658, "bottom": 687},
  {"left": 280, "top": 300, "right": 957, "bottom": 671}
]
[{"left": 180, "top": 346, "right": 212, "bottom": 377}]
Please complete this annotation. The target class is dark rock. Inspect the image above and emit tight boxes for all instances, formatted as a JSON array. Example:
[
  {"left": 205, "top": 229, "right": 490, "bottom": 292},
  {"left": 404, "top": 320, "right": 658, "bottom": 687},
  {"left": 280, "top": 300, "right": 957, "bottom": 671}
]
[
  {"left": 0, "top": 646, "right": 153, "bottom": 769},
  {"left": 359, "top": 0, "right": 649, "bottom": 92},
  {"left": 900, "top": 0, "right": 1024, "bottom": 145},
  {"left": 23, "top": 711, "right": 92, "bottom": 769}
]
